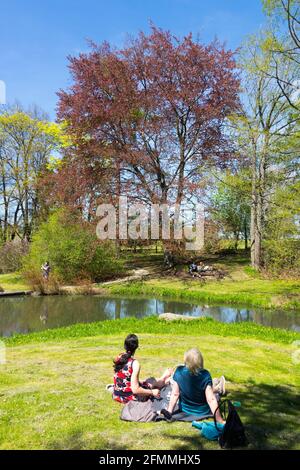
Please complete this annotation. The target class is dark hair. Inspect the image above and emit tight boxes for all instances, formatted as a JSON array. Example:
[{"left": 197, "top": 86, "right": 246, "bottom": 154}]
[{"left": 113, "top": 334, "right": 139, "bottom": 372}]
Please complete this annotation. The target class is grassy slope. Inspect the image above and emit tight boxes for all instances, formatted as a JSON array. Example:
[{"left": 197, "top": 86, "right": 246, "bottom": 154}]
[
  {"left": 109, "top": 277, "right": 300, "bottom": 310},
  {"left": 0, "top": 273, "right": 29, "bottom": 292},
  {"left": 0, "top": 318, "right": 299, "bottom": 450},
  {"left": 108, "top": 254, "right": 300, "bottom": 310},
  {"left": 5, "top": 317, "right": 299, "bottom": 346},
  {"left": 1, "top": 253, "right": 300, "bottom": 310}
]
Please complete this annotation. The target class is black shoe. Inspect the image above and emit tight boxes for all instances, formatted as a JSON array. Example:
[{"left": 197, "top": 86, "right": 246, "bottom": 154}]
[{"left": 158, "top": 408, "right": 173, "bottom": 422}]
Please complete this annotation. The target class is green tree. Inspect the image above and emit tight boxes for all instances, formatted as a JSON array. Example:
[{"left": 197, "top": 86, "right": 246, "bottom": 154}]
[
  {"left": 22, "top": 209, "right": 124, "bottom": 283},
  {"left": 212, "top": 173, "right": 251, "bottom": 250},
  {"left": 233, "top": 34, "right": 299, "bottom": 269},
  {"left": 264, "top": 180, "right": 300, "bottom": 273},
  {"left": 262, "top": 0, "right": 300, "bottom": 110},
  {"left": 0, "top": 108, "right": 66, "bottom": 241}
]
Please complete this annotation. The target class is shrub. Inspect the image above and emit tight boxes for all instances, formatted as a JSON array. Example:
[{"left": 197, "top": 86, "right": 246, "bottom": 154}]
[
  {"left": 0, "top": 240, "right": 29, "bottom": 273},
  {"left": 24, "top": 269, "right": 62, "bottom": 294},
  {"left": 264, "top": 239, "right": 300, "bottom": 276},
  {"left": 264, "top": 183, "right": 300, "bottom": 276},
  {"left": 217, "top": 239, "right": 238, "bottom": 252},
  {"left": 244, "top": 266, "right": 260, "bottom": 278},
  {"left": 22, "top": 209, "right": 125, "bottom": 285},
  {"left": 0, "top": 286, "right": 4, "bottom": 293}
]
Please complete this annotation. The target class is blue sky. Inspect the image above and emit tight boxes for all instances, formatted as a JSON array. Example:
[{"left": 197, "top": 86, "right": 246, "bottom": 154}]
[{"left": 0, "top": 0, "right": 265, "bottom": 120}]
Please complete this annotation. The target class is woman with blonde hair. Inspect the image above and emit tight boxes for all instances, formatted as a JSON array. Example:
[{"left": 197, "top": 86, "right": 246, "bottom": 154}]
[{"left": 166, "top": 348, "right": 225, "bottom": 423}]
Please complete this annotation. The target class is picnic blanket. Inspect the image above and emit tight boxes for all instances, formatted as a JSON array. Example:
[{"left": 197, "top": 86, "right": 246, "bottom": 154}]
[{"left": 120, "top": 383, "right": 213, "bottom": 423}]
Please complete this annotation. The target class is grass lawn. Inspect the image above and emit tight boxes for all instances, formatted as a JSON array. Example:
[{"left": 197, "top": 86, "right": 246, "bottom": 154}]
[
  {"left": 0, "top": 273, "right": 30, "bottom": 292},
  {"left": 1, "top": 253, "right": 300, "bottom": 310},
  {"left": 107, "top": 253, "right": 300, "bottom": 310},
  {"left": 0, "top": 318, "right": 299, "bottom": 450},
  {"left": 109, "top": 277, "right": 300, "bottom": 310}
]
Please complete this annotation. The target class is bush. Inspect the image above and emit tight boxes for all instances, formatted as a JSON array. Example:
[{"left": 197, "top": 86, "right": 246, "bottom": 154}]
[
  {"left": 22, "top": 209, "right": 125, "bottom": 285},
  {"left": 24, "top": 270, "right": 62, "bottom": 294},
  {"left": 0, "top": 240, "right": 29, "bottom": 273},
  {"left": 264, "top": 183, "right": 300, "bottom": 276},
  {"left": 217, "top": 239, "right": 238, "bottom": 252},
  {"left": 264, "top": 239, "right": 300, "bottom": 276}
]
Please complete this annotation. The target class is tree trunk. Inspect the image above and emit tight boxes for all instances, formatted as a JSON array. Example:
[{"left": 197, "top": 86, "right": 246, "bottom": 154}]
[
  {"left": 244, "top": 219, "right": 248, "bottom": 250},
  {"left": 1, "top": 162, "right": 9, "bottom": 242},
  {"left": 115, "top": 162, "right": 121, "bottom": 256},
  {"left": 23, "top": 190, "right": 31, "bottom": 241},
  {"left": 250, "top": 150, "right": 262, "bottom": 269},
  {"left": 234, "top": 232, "right": 240, "bottom": 250},
  {"left": 252, "top": 212, "right": 262, "bottom": 269}
]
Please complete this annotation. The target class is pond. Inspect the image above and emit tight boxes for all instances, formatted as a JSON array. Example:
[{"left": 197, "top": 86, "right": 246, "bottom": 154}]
[{"left": 0, "top": 295, "right": 299, "bottom": 337}]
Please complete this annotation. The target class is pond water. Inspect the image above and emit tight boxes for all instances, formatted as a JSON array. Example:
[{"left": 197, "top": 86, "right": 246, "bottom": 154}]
[{"left": 0, "top": 295, "right": 299, "bottom": 337}]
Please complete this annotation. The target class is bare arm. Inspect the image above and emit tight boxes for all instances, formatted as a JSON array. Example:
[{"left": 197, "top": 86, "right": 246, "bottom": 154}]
[
  {"left": 131, "top": 360, "right": 159, "bottom": 397},
  {"left": 205, "top": 385, "right": 225, "bottom": 424},
  {"left": 167, "top": 380, "right": 180, "bottom": 414}
]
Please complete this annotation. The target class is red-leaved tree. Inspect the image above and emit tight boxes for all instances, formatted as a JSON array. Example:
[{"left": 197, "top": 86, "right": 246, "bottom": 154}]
[{"left": 57, "top": 26, "right": 240, "bottom": 211}]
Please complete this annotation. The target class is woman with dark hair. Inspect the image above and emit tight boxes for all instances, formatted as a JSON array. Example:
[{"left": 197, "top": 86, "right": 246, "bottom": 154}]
[{"left": 112, "top": 334, "right": 172, "bottom": 404}]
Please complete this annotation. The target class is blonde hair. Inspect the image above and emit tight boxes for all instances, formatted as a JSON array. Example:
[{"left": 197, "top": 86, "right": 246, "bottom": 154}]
[{"left": 184, "top": 348, "right": 204, "bottom": 375}]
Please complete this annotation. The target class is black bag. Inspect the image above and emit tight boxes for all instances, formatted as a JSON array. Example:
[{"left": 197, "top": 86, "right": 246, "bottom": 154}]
[{"left": 214, "top": 399, "right": 248, "bottom": 449}]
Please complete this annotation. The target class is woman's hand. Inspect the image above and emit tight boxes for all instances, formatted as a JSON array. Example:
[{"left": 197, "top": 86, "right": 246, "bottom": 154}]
[
  {"left": 162, "top": 368, "right": 174, "bottom": 380},
  {"left": 151, "top": 389, "right": 160, "bottom": 398}
]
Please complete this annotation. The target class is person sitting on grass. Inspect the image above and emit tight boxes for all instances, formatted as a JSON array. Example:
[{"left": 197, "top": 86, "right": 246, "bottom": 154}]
[
  {"left": 112, "top": 334, "right": 172, "bottom": 404},
  {"left": 188, "top": 261, "right": 198, "bottom": 276},
  {"left": 165, "top": 348, "right": 225, "bottom": 423}
]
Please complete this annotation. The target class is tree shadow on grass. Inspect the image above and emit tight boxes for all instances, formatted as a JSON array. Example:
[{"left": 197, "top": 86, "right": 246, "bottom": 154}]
[
  {"left": 231, "top": 382, "right": 300, "bottom": 450},
  {"left": 159, "top": 383, "right": 299, "bottom": 451},
  {"left": 47, "top": 430, "right": 130, "bottom": 450},
  {"left": 47, "top": 430, "right": 86, "bottom": 450},
  {"left": 46, "top": 383, "right": 299, "bottom": 450},
  {"left": 158, "top": 433, "right": 205, "bottom": 451}
]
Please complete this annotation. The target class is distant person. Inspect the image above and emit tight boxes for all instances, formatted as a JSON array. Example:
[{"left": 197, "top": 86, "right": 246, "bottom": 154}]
[
  {"left": 189, "top": 262, "right": 198, "bottom": 275},
  {"left": 164, "top": 251, "right": 175, "bottom": 269},
  {"left": 112, "top": 334, "right": 172, "bottom": 403},
  {"left": 166, "top": 348, "right": 225, "bottom": 423},
  {"left": 41, "top": 261, "right": 50, "bottom": 281}
]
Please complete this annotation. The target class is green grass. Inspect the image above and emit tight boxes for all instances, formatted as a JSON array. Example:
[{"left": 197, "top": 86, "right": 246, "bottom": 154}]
[
  {"left": 108, "top": 277, "right": 300, "bottom": 310},
  {"left": 1, "top": 253, "right": 299, "bottom": 311},
  {"left": 1, "top": 253, "right": 299, "bottom": 449},
  {"left": 0, "top": 318, "right": 299, "bottom": 450},
  {"left": 0, "top": 273, "right": 30, "bottom": 292},
  {"left": 106, "top": 252, "right": 300, "bottom": 310},
  {"left": 4, "top": 317, "right": 300, "bottom": 346}
]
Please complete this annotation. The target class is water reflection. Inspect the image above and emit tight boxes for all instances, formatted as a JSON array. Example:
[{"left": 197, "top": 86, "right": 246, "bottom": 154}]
[{"left": 0, "top": 295, "right": 299, "bottom": 337}]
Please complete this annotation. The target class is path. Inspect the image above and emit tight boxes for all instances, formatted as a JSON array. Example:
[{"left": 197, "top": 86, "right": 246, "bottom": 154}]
[{"left": 100, "top": 268, "right": 150, "bottom": 286}]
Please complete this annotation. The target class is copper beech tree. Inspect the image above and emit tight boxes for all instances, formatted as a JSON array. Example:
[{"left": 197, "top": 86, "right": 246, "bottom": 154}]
[{"left": 57, "top": 27, "right": 240, "bottom": 215}]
